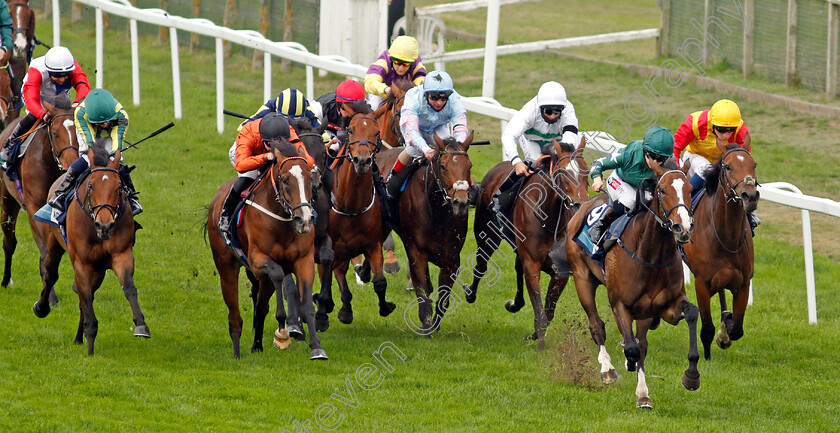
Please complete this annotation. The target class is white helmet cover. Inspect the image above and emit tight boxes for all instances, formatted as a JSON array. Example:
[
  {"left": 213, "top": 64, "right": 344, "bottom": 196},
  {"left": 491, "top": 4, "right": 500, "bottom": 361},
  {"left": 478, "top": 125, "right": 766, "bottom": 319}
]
[
  {"left": 44, "top": 46, "right": 76, "bottom": 73},
  {"left": 536, "top": 81, "right": 568, "bottom": 108}
]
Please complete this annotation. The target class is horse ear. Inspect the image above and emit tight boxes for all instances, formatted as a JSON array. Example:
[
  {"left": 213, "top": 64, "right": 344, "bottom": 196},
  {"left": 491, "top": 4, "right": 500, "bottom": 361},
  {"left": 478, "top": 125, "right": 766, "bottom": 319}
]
[
  {"left": 86, "top": 147, "right": 96, "bottom": 166},
  {"left": 552, "top": 138, "right": 570, "bottom": 158},
  {"left": 680, "top": 158, "right": 690, "bottom": 175},
  {"left": 433, "top": 133, "right": 445, "bottom": 149},
  {"left": 462, "top": 130, "right": 474, "bottom": 150},
  {"left": 110, "top": 149, "right": 121, "bottom": 168},
  {"left": 42, "top": 99, "right": 56, "bottom": 117},
  {"left": 577, "top": 134, "right": 587, "bottom": 151}
]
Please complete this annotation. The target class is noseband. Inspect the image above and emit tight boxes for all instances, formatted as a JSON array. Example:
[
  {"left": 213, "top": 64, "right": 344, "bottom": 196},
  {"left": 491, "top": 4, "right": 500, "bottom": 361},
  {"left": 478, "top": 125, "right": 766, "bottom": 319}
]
[
  {"left": 642, "top": 170, "right": 692, "bottom": 232},
  {"left": 720, "top": 147, "right": 759, "bottom": 203},
  {"left": 346, "top": 115, "right": 382, "bottom": 167},
  {"left": 427, "top": 144, "right": 470, "bottom": 208},
  {"left": 271, "top": 156, "right": 313, "bottom": 220},
  {"left": 79, "top": 167, "right": 123, "bottom": 222}
]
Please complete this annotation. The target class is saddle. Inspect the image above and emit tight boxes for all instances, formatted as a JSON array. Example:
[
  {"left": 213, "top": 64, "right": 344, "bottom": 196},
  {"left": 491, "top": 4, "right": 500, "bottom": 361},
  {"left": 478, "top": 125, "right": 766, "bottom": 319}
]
[{"left": 3, "top": 132, "right": 37, "bottom": 180}]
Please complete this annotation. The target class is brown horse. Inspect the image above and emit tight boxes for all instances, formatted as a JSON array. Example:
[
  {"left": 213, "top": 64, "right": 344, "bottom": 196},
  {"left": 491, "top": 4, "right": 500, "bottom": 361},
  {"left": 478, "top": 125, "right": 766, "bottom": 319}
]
[
  {"left": 8, "top": 0, "right": 35, "bottom": 110},
  {"left": 34, "top": 146, "right": 149, "bottom": 356},
  {"left": 565, "top": 164, "right": 700, "bottom": 408},
  {"left": 469, "top": 138, "right": 590, "bottom": 349},
  {"left": 0, "top": 60, "right": 13, "bottom": 128},
  {"left": 207, "top": 139, "right": 325, "bottom": 360},
  {"left": 682, "top": 147, "right": 758, "bottom": 360},
  {"left": 372, "top": 78, "right": 413, "bottom": 149},
  {"left": 0, "top": 98, "right": 78, "bottom": 298},
  {"left": 376, "top": 132, "right": 475, "bottom": 333},
  {"left": 315, "top": 110, "right": 396, "bottom": 328}
]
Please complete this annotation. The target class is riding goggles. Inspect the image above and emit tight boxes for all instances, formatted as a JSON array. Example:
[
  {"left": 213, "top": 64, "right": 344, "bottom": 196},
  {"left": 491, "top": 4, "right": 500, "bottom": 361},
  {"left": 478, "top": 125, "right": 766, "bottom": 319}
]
[
  {"left": 392, "top": 58, "right": 412, "bottom": 67},
  {"left": 427, "top": 91, "right": 452, "bottom": 102},
  {"left": 541, "top": 105, "right": 563, "bottom": 116},
  {"left": 49, "top": 71, "right": 71, "bottom": 78},
  {"left": 714, "top": 126, "right": 736, "bottom": 134},
  {"left": 645, "top": 151, "right": 669, "bottom": 164}
]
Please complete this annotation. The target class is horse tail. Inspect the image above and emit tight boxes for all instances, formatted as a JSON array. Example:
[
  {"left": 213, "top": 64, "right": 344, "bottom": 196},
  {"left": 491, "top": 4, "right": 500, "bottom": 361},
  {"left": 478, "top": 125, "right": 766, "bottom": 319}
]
[{"left": 201, "top": 204, "right": 211, "bottom": 244}]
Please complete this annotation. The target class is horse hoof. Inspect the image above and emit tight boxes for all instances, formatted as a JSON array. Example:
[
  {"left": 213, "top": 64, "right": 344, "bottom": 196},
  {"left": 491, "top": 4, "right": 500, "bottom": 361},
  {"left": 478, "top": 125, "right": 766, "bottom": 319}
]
[
  {"left": 288, "top": 325, "right": 305, "bottom": 341},
  {"left": 251, "top": 344, "right": 263, "bottom": 353},
  {"left": 682, "top": 371, "right": 701, "bottom": 391},
  {"left": 315, "top": 314, "right": 330, "bottom": 333},
  {"left": 317, "top": 297, "right": 335, "bottom": 315},
  {"left": 49, "top": 291, "right": 59, "bottom": 307},
  {"left": 32, "top": 302, "right": 50, "bottom": 318},
  {"left": 716, "top": 330, "right": 732, "bottom": 349},
  {"left": 523, "top": 332, "right": 538, "bottom": 341},
  {"left": 273, "top": 327, "right": 292, "bottom": 350},
  {"left": 504, "top": 300, "right": 522, "bottom": 313},
  {"left": 379, "top": 302, "right": 396, "bottom": 317},
  {"left": 74, "top": 338, "right": 83, "bottom": 346},
  {"left": 465, "top": 292, "right": 476, "bottom": 304},
  {"left": 601, "top": 369, "right": 618, "bottom": 384},
  {"left": 133, "top": 325, "right": 151, "bottom": 338},
  {"left": 310, "top": 348, "right": 328, "bottom": 360},
  {"left": 383, "top": 261, "right": 401, "bottom": 274},
  {"left": 338, "top": 307, "right": 353, "bottom": 324},
  {"left": 636, "top": 397, "right": 653, "bottom": 409},
  {"left": 1, "top": 278, "right": 12, "bottom": 288}
]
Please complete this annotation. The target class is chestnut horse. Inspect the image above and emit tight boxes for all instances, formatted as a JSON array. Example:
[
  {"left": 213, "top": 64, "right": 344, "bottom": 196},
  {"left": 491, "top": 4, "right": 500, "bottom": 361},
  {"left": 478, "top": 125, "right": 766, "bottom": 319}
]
[
  {"left": 315, "top": 110, "right": 396, "bottom": 328},
  {"left": 376, "top": 132, "right": 475, "bottom": 333},
  {"left": 35, "top": 146, "right": 149, "bottom": 356},
  {"left": 468, "top": 138, "right": 590, "bottom": 349},
  {"left": 0, "top": 98, "right": 78, "bottom": 299},
  {"left": 207, "top": 139, "right": 326, "bottom": 360},
  {"left": 8, "top": 0, "right": 35, "bottom": 110},
  {"left": 565, "top": 164, "right": 700, "bottom": 408},
  {"left": 682, "top": 147, "right": 758, "bottom": 360},
  {"left": 372, "top": 78, "right": 413, "bottom": 149},
  {"left": 0, "top": 60, "right": 13, "bottom": 127}
]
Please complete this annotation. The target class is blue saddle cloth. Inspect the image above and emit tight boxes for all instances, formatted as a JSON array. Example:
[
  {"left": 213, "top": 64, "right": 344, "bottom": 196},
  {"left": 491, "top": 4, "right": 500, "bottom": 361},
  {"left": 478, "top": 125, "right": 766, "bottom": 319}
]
[{"left": 573, "top": 203, "right": 632, "bottom": 269}]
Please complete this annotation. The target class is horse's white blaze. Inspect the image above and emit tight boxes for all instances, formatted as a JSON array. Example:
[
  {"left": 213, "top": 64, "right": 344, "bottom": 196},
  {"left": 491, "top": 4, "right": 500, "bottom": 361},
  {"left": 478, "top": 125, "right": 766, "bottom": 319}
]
[
  {"left": 13, "top": 9, "right": 26, "bottom": 54},
  {"left": 102, "top": 174, "right": 109, "bottom": 181},
  {"left": 566, "top": 159, "right": 582, "bottom": 177},
  {"left": 452, "top": 180, "right": 469, "bottom": 192},
  {"left": 598, "top": 345, "right": 615, "bottom": 373},
  {"left": 635, "top": 367, "right": 649, "bottom": 399},
  {"left": 62, "top": 119, "right": 75, "bottom": 145},
  {"left": 288, "top": 165, "right": 311, "bottom": 221},
  {"left": 671, "top": 178, "right": 692, "bottom": 229},
  {"left": 736, "top": 154, "right": 746, "bottom": 163}
]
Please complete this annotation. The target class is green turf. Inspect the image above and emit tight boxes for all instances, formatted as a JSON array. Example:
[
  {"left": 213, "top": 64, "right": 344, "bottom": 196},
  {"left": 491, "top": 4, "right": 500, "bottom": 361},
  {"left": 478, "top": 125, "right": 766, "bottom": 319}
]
[{"left": 0, "top": 6, "right": 838, "bottom": 433}]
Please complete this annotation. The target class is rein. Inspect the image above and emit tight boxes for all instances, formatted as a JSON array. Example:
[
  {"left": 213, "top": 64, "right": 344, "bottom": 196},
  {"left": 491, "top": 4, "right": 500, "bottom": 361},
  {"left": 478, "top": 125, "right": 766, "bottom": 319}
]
[
  {"left": 707, "top": 148, "right": 754, "bottom": 253},
  {"left": 47, "top": 112, "right": 79, "bottom": 171},
  {"left": 330, "top": 115, "right": 380, "bottom": 216},
  {"left": 77, "top": 167, "right": 124, "bottom": 222},
  {"left": 244, "top": 156, "right": 314, "bottom": 222}
]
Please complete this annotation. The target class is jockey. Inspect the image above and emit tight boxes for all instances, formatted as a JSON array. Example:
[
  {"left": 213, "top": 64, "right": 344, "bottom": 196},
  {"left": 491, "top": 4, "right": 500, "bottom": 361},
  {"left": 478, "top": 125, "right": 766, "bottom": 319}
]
[
  {"left": 48, "top": 88, "right": 142, "bottom": 215},
  {"left": 311, "top": 79, "right": 368, "bottom": 155},
  {"left": 239, "top": 87, "right": 321, "bottom": 131},
  {"left": 673, "top": 99, "right": 759, "bottom": 229},
  {"left": 0, "top": 46, "right": 91, "bottom": 168},
  {"left": 364, "top": 35, "right": 426, "bottom": 108},
  {"left": 491, "top": 81, "right": 579, "bottom": 213},
  {"left": 219, "top": 112, "right": 313, "bottom": 236},
  {"left": 587, "top": 126, "right": 675, "bottom": 243},
  {"left": 384, "top": 70, "right": 468, "bottom": 199}
]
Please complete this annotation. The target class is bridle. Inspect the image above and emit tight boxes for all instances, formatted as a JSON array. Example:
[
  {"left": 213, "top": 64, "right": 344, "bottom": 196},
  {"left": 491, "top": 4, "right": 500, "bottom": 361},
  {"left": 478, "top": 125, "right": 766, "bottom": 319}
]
[
  {"left": 7, "top": 2, "right": 33, "bottom": 46},
  {"left": 425, "top": 140, "right": 470, "bottom": 210},
  {"left": 270, "top": 156, "right": 313, "bottom": 220},
  {"left": 78, "top": 167, "right": 124, "bottom": 222},
  {"left": 640, "top": 169, "right": 693, "bottom": 233},
  {"left": 719, "top": 147, "right": 759, "bottom": 203},
  {"left": 47, "top": 112, "right": 79, "bottom": 171},
  {"left": 344, "top": 115, "right": 382, "bottom": 168},
  {"left": 387, "top": 95, "right": 405, "bottom": 146}
]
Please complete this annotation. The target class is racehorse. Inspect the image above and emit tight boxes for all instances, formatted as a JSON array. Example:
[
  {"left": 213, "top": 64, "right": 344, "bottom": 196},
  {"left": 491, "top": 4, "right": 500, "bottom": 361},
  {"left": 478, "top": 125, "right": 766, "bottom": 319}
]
[
  {"left": 315, "top": 109, "right": 396, "bottom": 328},
  {"left": 8, "top": 0, "right": 35, "bottom": 104},
  {"left": 207, "top": 138, "right": 326, "bottom": 360},
  {"left": 376, "top": 132, "right": 475, "bottom": 333},
  {"left": 372, "top": 78, "right": 413, "bottom": 149},
  {"left": 34, "top": 145, "right": 149, "bottom": 356},
  {"left": 0, "top": 60, "right": 13, "bottom": 127},
  {"left": 565, "top": 163, "right": 700, "bottom": 408},
  {"left": 682, "top": 146, "right": 758, "bottom": 360},
  {"left": 0, "top": 97, "right": 78, "bottom": 301},
  {"left": 468, "top": 138, "right": 590, "bottom": 349}
]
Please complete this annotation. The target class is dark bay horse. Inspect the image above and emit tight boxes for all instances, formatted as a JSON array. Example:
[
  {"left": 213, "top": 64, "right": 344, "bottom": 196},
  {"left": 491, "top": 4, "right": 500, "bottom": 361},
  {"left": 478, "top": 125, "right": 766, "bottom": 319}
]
[
  {"left": 35, "top": 146, "right": 149, "bottom": 356},
  {"left": 372, "top": 79, "right": 413, "bottom": 149},
  {"left": 376, "top": 132, "right": 475, "bottom": 333},
  {"left": 0, "top": 61, "right": 13, "bottom": 127},
  {"left": 0, "top": 98, "right": 78, "bottom": 298},
  {"left": 682, "top": 147, "right": 758, "bottom": 360},
  {"left": 469, "top": 138, "right": 590, "bottom": 349},
  {"left": 316, "top": 110, "right": 395, "bottom": 327},
  {"left": 565, "top": 164, "right": 700, "bottom": 408},
  {"left": 207, "top": 140, "right": 326, "bottom": 360}
]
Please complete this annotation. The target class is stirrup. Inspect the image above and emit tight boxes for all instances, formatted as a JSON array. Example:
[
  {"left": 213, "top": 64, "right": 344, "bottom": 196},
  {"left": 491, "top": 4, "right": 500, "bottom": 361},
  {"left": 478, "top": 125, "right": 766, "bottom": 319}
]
[
  {"left": 129, "top": 199, "right": 143, "bottom": 216},
  {"left": 48, "top": 194, "right": 67, "bottom": 211}
]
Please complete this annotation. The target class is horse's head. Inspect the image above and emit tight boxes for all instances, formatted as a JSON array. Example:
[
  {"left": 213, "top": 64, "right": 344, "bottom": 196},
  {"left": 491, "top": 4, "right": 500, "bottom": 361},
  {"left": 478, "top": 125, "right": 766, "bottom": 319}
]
[
  {"left": 709, "top": 146, "right": 759, "bottom": 213},
  {"left": 84, "top": 145, "right": 124, "bottom": 240},
  {"left": 0, "top": 68, "right": 11, "bottom": 128},
  {"left": 373, "top": 78, "right": 412, "bottom": 146},
  {"left": 9, "top": 2, "right": 33, "bottom": 59},
  {"left": 433, "top": 131, "right": 474, "bottom": 217},
  {"left": 651, "top": 163, "right": 694, "bottom": 244},
  {"left": 346, "top": 114, "right": 380, "bottom": 175},
  {"left": 272, "top": 139, "right": 314, "bottom": 234},
  {"left": 43, "top": 97, "right": 79, "bottom": 171},
  {"left": 549, "top": 137, "right": 590, "bottom": 208}
]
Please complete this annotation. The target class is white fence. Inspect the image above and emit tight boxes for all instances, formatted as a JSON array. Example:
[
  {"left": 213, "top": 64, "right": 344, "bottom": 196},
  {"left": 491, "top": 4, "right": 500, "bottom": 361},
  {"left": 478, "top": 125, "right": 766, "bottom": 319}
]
[{"left": 54, "top": 0, "right": 838, "bottom": 324}]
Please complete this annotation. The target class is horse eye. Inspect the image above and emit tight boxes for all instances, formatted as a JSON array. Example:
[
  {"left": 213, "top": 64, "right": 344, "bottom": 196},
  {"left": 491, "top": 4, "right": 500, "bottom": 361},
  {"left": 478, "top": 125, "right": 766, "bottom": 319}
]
[
  {"left": 724, "top": 164, "right": 731, "bottom": 171},
  {"left": 658, "top": 187, "right": 665, "bottom": 194}
]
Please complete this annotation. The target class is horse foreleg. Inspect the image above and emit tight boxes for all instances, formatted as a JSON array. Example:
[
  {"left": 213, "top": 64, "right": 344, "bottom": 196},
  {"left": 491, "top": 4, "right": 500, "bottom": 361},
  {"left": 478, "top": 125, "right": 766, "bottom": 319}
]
[
  {"left": 113, "top": 252, "right": 150, "bottom": 340},
  {"left": 333, "top": 261, "right": 353, "bottom": 325},
  {"left": 406, "top": 248, "right": 434, "bottom": 334},
  {"left": 432, "top": 261, "right": 463, "bottom": 333},
  {"left": 250, "top": 279, "right": 274, "bottom": 353},
  {"left": 282, "top": 275, "right": 305, "bottom": 341},
  {"left": 543, "top": 274, "right": 568, "bottom": 325},
  {"left": 694, "top": 279, "right": 716, "bottom": 360},
  {"left": 33, "top": 242, "right": 64, "bottom": 318},
  {"left": 521, "top": 257, "right": 546, "bottom": 349},
  {"left": 295, "top": 257, "right": 327, "bottom": 360},
  {"left": 634, "top": 318, "right": 652, "bottom": 409},
  {"left": 505, "top": 256, "right": 526, "bottom": 313},
  {"left": 612, "top": 302, "right": 639, "bottom": 373},
  {"left": 726, "top": 284, "right": 750, "bottom": 343},
  {"left": 681, "top": 299, "right": 701, "bottom": 391},
  {"left": 314, "top": 235, "right": 335, "bottom": 332},
  {"left": 368, "top": 247, "right": 395, "bottom": 318},
  {"left": 0, "top": 193, "right": 20, "bottom": 288},
  {"left": 73, "top": 263, "right": 101, "bottom": 356}
]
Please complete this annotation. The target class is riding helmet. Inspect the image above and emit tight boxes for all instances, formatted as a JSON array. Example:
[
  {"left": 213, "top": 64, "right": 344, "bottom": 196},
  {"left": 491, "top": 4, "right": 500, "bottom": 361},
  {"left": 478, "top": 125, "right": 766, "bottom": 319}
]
[
  {"left": 44, "top": 46, "right": 76, "bottom": 74},
  {"left": 84, "top": 89, "right": 120, "bottom": 124},
  {"left": 536, "top": 81, "right": 569, "bottom": 124},
  {"left": 709, "top": 99, "right": 742, "bottom": 128},
  {"left": 423, "top": 71, "right": 454, "bottom": 94},
  {"left": 388, "top": 36, "right": 419, "bottom": 63},
  {"left": 336, "top": 80, "right": 365, "bottom": 103},
  {"left": 641, "top": 126, "right": 675, "bottom": 157},
  {"left": 276, "top": 88, "right": 309, "bottom": 119},
  {"left": 259, "top": 112, "right": 291, "bottom": 141}
]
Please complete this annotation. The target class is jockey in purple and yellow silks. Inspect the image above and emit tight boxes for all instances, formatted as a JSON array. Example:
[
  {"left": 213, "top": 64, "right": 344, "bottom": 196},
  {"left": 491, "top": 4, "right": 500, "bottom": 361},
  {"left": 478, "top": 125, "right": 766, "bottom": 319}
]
[{"left": 364, "top": 36, "right": 426, "bottom": 108}]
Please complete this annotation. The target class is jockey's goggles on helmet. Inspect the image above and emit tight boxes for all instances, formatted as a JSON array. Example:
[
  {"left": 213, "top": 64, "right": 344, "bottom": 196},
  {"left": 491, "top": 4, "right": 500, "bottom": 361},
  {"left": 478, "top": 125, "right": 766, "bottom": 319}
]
[
  {"left": 49, "top": 71, "right": 71, "bottom": 78},
  {"left": 392, "top": 58, "right": 411, "bottom": 67},
  {"left": 426, "top": 91, "right": 452, "bottom": 102},
  {"left": 713, "top": 125, "right": 736, "bottom": 134},
  {"left": 541, "top": 105, "right": 563, "bottom": 116}
]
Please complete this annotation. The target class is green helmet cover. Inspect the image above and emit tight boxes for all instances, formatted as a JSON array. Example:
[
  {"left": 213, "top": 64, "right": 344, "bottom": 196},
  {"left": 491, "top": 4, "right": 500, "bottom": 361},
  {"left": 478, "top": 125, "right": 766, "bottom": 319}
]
[
  {"left": 641, "top": 126, "right": 675, "bottom": 157},
  {"left": 85, "top": 89, "right": 120, "bottom": 124}
]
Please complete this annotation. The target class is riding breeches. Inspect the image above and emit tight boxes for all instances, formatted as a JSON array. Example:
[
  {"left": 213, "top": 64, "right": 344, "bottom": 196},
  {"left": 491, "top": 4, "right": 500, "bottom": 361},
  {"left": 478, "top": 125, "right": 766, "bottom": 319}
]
[
  {"left": 604, "top": 171, "right": 639, "bottom": 210},
  {"left": 404, "top": 126, "right": 454, "bottom": 159},
  {"left": 682, "top": 151, "right": 713, "bottom": 179},
  {"left": 228, "top": 141, "right": 260, "bottom": 179}
]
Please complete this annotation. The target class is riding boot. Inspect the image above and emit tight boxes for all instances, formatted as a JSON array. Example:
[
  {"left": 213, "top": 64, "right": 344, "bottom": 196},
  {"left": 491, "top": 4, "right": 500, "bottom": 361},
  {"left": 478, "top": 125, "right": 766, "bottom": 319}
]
[
  {"left": 467, "top": 181, "right": 479, "bottom": 207},
  {"left": 588, "top": 205, "right": 622, "bottom": 244},
  {"left": 119, "top": 170, "right": 143, "bottom": 216},
  {"left": 219, "top": 177, "right": 252, "bottom": 242},
  {"left": 490, "top": 172, "right": 522, "bottom": 214},
  {"left": 746, "top": 212, "right": 761, "bottom": 237},
  {"left": 689, "top": 173, "right": 705, "bottom": 199},
  {"left": 385, "top": 166, "right": 411, "bottom": 201},
  {"left": 48, "top": 167, "right": 83, "bottom": 211}
]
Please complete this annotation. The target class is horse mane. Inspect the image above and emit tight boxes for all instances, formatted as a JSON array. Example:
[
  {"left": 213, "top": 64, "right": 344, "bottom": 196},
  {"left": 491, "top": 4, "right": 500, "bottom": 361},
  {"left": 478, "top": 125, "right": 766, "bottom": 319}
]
[
  {"left": 383, "top": 78, "right": 414, "bottom": 105},
  {"left": 90, "top": 142, "right": 112, "bottom": 167},
  {"left": 662, "top": 158, "right": 679, "bottom": 170},
  {"left": 346, "top": 100, "right": 373, "bottom": 115},
  {"left": 556, "top": 142, "right": 575, "bottom": 154},
  {"left": 440, "top": 136, "right": 462, "bottom": 151},
  {"left": 289, "top": 117, "right": 317, "bottom": 134},
  {"left": 47, "top": 93, "right": 73, "bottom": 110},
  {"left": 271, "top": 138, "right": 300, "bottom": 159}
]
